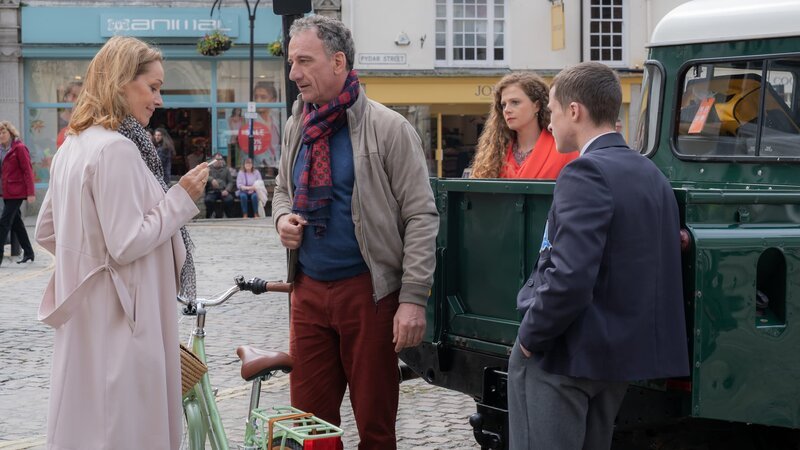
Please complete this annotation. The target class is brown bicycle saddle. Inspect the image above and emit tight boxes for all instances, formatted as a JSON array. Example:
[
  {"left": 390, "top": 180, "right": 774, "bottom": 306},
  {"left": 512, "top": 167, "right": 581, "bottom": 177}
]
[{"left": 236, "top": 345, "right": 293, "bottom": 381}]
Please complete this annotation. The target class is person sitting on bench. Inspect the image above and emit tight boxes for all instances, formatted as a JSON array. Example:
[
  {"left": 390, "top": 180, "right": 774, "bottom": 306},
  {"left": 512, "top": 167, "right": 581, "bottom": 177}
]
[{"left": 204, "top": 152, "right": 235, "bottom": 218}]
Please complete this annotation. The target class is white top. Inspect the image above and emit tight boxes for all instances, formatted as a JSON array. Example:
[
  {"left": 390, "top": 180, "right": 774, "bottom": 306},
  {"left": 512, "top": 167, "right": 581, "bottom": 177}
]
[{"left": 650, "top": 0, "right": 800, "bottom": 47}]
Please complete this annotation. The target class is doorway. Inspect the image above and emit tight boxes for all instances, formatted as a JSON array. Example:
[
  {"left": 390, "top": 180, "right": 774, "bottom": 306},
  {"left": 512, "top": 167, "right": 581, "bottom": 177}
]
[{"left": 150, "top": 108, "right": 212, "bottom": 181}]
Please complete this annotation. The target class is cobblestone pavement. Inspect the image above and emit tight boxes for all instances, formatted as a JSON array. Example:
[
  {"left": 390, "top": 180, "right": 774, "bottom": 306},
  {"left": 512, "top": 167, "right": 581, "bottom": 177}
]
[{"left": 0, "top": 218, "right": 479, "bottom": 449}]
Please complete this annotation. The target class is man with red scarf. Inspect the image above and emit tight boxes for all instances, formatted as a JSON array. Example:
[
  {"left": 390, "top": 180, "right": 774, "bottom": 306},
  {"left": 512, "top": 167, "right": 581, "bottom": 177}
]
[{"left": 272, "top": 15, "right": 438, "bottom": 450}]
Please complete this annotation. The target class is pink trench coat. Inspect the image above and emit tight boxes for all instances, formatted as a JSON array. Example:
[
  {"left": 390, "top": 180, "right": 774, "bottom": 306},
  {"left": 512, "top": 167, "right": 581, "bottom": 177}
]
[{"left": 35, "top": 126, "right": 199, "bottom": 450}]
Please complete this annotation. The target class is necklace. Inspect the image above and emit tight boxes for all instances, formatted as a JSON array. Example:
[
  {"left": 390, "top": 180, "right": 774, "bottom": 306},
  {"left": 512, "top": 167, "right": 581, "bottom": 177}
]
[{"left": 512, "top": 141, "right": 533, "bottom": 165}]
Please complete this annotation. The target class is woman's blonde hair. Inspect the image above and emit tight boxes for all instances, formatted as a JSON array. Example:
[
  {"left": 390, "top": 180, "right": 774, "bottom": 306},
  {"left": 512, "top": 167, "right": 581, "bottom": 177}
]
[
  {"left": 69, "top": 36, "right": 163, "bottom": 134},
  {"left": 0, "top": 121, "right": 21, "bottom": 141},
  {"left": 471, "top": 72, "right": 551, "bottom": 178}
]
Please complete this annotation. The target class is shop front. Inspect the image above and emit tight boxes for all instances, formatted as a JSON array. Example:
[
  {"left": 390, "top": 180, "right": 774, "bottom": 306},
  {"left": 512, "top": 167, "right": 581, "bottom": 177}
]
[
  {"left": 360, "top": 73, "right": 642, "bottom": 178},
  {"left": 21, "top": 6, "right": 286, "bottom": 188}
]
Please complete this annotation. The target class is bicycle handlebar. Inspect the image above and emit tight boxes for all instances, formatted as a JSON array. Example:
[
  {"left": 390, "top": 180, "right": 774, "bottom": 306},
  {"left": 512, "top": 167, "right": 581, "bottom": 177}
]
[
  {"left": 237, "top": 276, "right": 292, "bottom": 295},
  {"left": 177, "top": 276, "right": 292, "bottom": 310}
]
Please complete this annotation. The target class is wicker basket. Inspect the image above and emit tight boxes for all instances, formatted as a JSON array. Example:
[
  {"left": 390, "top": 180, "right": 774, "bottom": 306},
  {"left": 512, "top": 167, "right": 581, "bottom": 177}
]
[{"left": 180, "top": 344, "right": 208, "bottom": 395}]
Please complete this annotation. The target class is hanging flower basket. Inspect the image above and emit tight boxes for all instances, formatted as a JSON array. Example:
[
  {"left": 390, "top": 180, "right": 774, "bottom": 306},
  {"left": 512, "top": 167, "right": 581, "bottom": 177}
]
[
  {"left": 268, "top": 39, "right": 284, "bottom": 57},
  {"left": 197, "top": 30, "right": 233, "bottom": 57}
]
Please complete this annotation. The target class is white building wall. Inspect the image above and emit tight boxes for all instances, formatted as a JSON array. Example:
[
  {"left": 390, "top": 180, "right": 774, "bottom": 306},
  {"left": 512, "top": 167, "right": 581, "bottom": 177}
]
[
  {"left": 506, "top": 1, "right": 568, "bottom": 70},
  {"left": 343, "top": 0, "right": 434, "bottom": 71},
  {"left": 345, "top": 0, "right": 688, "bottom": 73},
  {"left": 627, "top": 0, "right": 648, "bottom": 68}
]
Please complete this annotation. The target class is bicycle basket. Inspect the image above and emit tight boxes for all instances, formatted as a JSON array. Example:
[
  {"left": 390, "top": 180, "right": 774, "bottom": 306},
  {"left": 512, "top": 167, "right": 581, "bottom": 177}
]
[
  {"left": 180, "top": 344, "right": 208, "bottom": 395},
  {"left": 252, "top": 406, "right": 343, "bottom": 449}
]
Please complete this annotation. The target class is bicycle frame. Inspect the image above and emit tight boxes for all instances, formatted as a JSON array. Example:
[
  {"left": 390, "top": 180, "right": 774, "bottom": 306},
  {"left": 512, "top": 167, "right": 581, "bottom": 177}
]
[
  {"left": 179, "top": 277, "right": 337, "bottom": 450},
  {"left": 183, "top": 300, "right": 231, "bottom": 450}
]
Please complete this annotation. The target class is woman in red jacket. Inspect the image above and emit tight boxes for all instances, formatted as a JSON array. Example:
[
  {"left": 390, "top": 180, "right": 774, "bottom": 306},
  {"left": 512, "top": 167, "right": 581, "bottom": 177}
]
[
  {"left": 0, "top": 121, "right": 35, "bottom": 266},
  {"left": 471, "top": 72, "right": 577, "bottom": 179}
]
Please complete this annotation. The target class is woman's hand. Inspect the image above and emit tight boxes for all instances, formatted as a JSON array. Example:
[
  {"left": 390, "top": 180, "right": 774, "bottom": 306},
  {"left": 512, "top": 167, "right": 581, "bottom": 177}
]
[
  {"left": 178, "top": 162, "right": 209, "bottom": 201},
  {"left": 27, "top": 195, "right": 35, "bottom": 204}
]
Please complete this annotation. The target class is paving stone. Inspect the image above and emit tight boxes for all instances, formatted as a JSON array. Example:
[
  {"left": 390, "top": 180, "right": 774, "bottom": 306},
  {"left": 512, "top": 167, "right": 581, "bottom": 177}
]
[{"left": 0, "top": 218, "right": 479, "bottom": 449}]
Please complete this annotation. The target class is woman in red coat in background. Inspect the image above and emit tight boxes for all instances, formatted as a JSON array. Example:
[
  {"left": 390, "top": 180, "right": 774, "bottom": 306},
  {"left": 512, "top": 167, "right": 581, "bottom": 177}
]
[
  {"left": 471, "top": 72, "right": 577, "bottom": 179},
  {"left": 0, "top": 121, "right": 35, "bottom": 266}
]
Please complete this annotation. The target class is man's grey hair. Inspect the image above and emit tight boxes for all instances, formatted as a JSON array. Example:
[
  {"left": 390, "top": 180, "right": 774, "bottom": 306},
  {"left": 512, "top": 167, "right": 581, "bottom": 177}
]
[{"left": 289, "top": 15, "right": 355, "bottom": 71}]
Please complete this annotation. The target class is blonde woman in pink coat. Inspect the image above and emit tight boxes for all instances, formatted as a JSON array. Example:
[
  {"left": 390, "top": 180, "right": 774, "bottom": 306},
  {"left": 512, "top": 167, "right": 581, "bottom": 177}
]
[{"left": 35, "top": 36, "right": 209, "bottom": 449}]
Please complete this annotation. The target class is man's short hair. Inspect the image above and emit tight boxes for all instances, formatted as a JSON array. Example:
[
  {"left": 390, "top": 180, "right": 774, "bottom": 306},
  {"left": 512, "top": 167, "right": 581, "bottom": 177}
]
[
  {"left": 289, "top": 15, "right": 355, "bottom": 71},
  {"left": 551, "top": 62, "right": 621, "bottom": 128}
]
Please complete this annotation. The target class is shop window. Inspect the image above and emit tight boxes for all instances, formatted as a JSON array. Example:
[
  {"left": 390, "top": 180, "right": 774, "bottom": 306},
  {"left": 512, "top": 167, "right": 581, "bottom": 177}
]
[
  {"left": 27, "top": 60, "right": 89, "bottom": 104},
  {"left": 162, "top": 60, "right": 212, "bottom": 103},
  {"left": 217, "top": 107, "right": 284, "bottom": 172},
  {"left": 435, "top": 0, "right": 506, "bottom": 67},
  {"left": 675, "top": 58, "right": 800, "bottom": 160},
  {"left": 216, "top": 60, "right": 284, "bottom": 103},
  {"left": 25, "top": 108, "right": 59, "bottom": 184},
  {"left": 388, "top": 105, "right": 433, "bottom": 174}
]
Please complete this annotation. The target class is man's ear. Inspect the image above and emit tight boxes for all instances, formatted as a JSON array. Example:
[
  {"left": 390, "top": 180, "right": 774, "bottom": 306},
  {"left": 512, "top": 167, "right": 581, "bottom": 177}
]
[
  {"left": 568, "top": 101, "right": 581, "bottom": 122},
  {"left": 333, "top": 51, "right": 347, "bottom": 74}
]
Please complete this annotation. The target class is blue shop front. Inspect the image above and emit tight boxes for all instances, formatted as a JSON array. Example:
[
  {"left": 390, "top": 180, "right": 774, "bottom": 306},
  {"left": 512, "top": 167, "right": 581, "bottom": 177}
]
[{"left": 21, "top": 6, "right": 285, "bottom": 187}]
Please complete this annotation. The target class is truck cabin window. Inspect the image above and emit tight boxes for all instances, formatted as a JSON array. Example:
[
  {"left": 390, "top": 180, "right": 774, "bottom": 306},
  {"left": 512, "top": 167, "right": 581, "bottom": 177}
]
[
  {"left": 632, "top": 62, "right": 662, "bottom": 156},
  {"left": 675, "top": 58, "right": 800, "bottom": 160}
]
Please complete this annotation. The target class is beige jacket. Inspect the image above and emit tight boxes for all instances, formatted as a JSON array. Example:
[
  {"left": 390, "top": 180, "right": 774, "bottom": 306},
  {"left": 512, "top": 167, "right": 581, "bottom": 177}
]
[
  {"left": 273, "top": 90, "right": 438, "bottom": 306},
  {"left": 36, "top": 126, "right": 199, "bottom": 449}
]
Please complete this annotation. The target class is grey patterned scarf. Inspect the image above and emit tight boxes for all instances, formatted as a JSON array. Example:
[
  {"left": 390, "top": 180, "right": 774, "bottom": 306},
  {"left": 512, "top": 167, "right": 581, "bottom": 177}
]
[{"left": 118, "top": 115, "right": 197, "bottom": 300}]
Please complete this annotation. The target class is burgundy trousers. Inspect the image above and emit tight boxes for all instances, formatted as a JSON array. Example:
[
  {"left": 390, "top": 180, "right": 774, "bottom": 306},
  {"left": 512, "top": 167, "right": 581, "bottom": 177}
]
[{"left": 289, "top": 271, "right": 400, "bottom": 450}]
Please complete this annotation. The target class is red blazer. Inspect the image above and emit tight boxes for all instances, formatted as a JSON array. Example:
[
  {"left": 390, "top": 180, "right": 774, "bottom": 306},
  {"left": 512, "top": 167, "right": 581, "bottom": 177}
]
[
  {"left": 499, "top": 129, "right": 577, "bottom": 179},
  {"left": 1, "top": 139, "right": 35, "bottom": 199}
]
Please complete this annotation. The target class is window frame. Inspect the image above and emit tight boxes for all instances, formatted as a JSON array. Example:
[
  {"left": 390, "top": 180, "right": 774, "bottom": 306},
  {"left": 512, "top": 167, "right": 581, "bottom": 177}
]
[
  {"left": 435, "top": 0, "right": 507, "bottom": 68},
  {"left": 634, "top": 60, "right": 665, "bottom": 158},
  {"left": 582, "top": 0, "right": 627, "bottom": 67},
  {"left": 670, "top": 53, "right": 800, "bottom": 163}
]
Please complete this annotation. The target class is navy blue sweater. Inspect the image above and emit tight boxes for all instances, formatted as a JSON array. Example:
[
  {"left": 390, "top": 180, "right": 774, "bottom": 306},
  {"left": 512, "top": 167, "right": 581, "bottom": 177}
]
[{"left": 293, "top": 125, "right": 369, "bottom": 281}]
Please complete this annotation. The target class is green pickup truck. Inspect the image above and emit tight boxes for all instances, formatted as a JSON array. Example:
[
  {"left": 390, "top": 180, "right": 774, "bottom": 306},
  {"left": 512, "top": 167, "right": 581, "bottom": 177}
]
[{"left": 400, "top": 1, "right": 800, "bottom": 448}]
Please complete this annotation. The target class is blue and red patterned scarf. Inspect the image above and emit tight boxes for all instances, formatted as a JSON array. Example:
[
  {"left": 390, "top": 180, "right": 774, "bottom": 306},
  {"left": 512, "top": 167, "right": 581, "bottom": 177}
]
[{"left": 292, "top": 70, "right": 360, "bottom": 237}]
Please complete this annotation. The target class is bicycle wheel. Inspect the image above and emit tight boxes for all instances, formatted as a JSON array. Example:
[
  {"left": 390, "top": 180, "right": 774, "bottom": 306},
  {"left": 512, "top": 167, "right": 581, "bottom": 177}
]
[{"left": 269, "top": 437, "right": 303, "bottom": 450}]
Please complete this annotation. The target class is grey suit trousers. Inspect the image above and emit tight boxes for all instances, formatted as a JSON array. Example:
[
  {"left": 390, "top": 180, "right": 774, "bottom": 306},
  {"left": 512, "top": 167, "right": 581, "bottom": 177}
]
[{"left": 507, "top": 340, "right": 629, "bottom": 450}]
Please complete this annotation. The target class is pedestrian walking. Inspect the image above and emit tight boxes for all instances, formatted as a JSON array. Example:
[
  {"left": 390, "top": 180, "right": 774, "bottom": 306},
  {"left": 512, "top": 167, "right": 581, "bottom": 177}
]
[{"left": 0, "top": 120, "right": 35, "bottom": 266}]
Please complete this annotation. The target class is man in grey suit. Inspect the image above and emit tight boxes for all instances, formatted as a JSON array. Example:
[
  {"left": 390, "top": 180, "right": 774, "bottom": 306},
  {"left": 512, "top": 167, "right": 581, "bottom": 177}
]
[{"left": 508, "top": 62, "right": 689, "bottom": 450}]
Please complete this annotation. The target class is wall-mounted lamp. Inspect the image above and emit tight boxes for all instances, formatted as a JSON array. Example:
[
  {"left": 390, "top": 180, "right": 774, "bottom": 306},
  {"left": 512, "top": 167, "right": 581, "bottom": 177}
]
[
  {"left": 394, "top": 31, "right": 411, "bottom": 46},
  {"left": 420, "top": 34, "right": 427, "bottom": 49}
]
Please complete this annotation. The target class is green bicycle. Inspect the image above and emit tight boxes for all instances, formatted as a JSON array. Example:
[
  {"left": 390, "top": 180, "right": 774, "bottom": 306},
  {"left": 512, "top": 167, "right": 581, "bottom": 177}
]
[{"left": 177, "top": 275, "right": 343, "bottom": 450}]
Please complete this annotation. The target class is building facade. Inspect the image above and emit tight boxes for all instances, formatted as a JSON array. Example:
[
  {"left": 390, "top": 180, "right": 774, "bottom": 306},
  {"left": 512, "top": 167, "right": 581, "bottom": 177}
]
[
  {"left": 0, "top": 0, "right": 22, "bottom": 131},
  {"left": 12, "top": 0, "right": 302, "bottom": 202},
  {"left": 7, "top": 0, "right": 689, "bottom": 201},
  {"left": 344, "top": 0, "right": 688, "bottom": 176}
]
